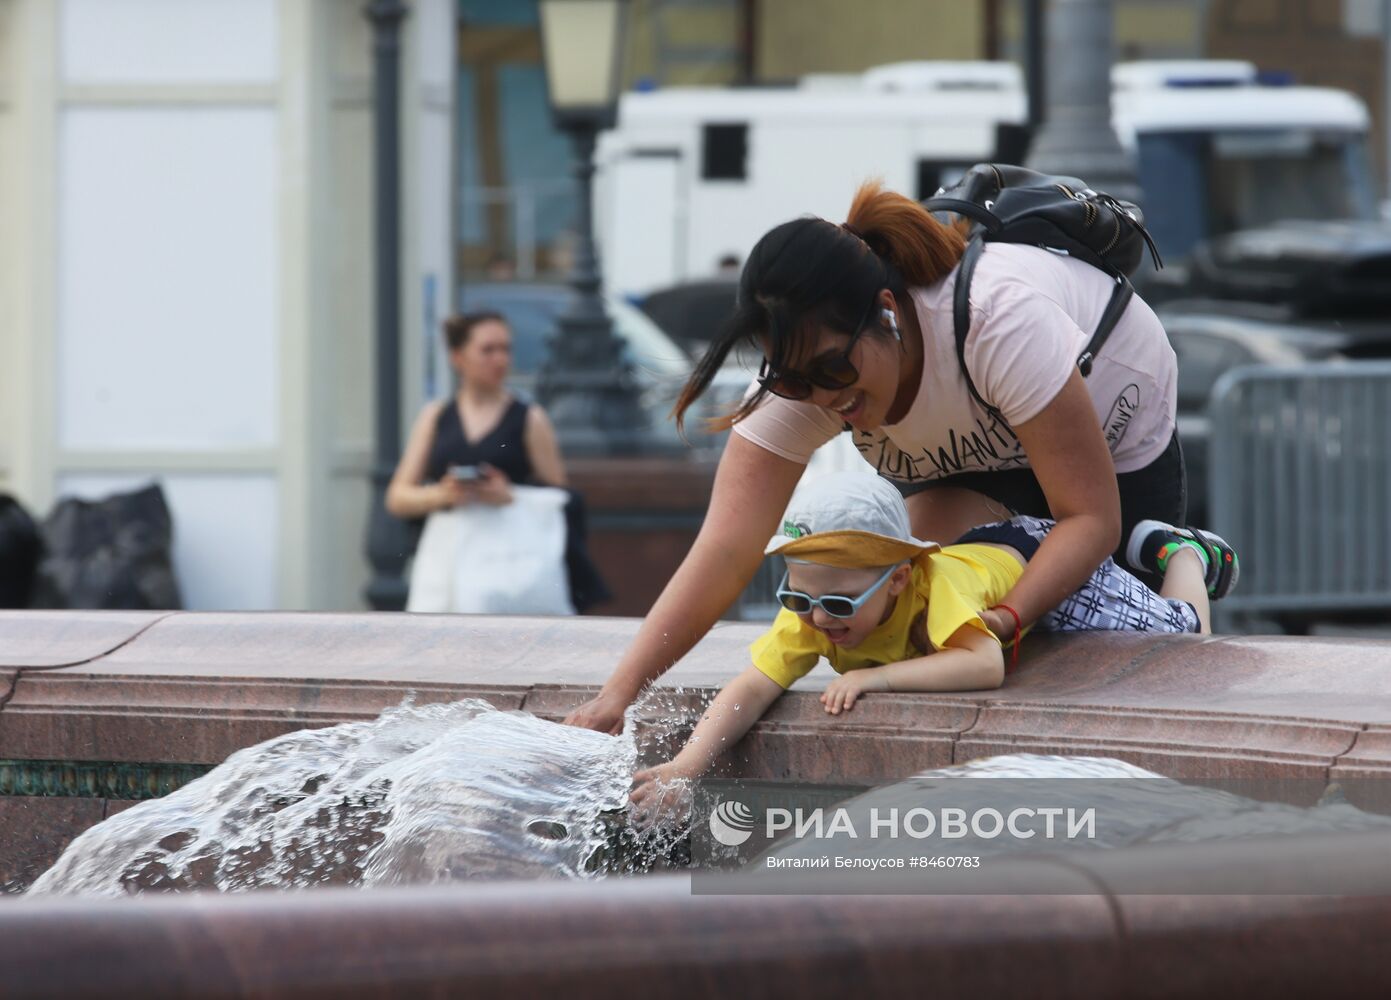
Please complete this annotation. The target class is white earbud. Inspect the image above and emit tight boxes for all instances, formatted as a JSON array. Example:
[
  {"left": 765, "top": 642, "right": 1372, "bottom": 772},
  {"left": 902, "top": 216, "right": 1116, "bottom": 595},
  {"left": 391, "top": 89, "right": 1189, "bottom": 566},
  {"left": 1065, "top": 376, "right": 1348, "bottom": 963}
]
[{"left": 882, "top": 308, "right": 901, "bottom": 343}]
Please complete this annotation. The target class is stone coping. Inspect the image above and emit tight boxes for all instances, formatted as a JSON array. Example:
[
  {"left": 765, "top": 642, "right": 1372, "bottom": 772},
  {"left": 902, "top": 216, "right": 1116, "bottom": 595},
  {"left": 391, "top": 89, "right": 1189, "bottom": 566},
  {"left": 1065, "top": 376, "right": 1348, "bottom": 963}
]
[
  {"left": 0, "top": 611, "right": 169, "bottom": 670},
  {"left": 5, "top": 852, "right": 1391, "bottom": 999},
  {"left": 1, "top": 612, "right": 1390, "bottom": 784}
]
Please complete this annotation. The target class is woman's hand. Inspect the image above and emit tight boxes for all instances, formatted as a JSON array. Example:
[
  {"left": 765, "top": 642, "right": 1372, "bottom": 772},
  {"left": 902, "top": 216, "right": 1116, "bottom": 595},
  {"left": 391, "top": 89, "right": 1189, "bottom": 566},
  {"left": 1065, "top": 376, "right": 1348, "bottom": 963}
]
[
  {"left": 563, "top": 690, "right": 630, "bottom": 734},
  {"left": 629, "top": 761, "right": 695, "bottom": 830},
  {"left": 473, "top": 463, "right": 513, "bottom": 505},
  {"left": 433, "top": 474, "right": 471, "bottom": 510},
  {"left": 979, "top": 607, "right": 1013, "bottom": 643},
  {"left": 820, "top": 668, "right": 890, "bottom": 715}
]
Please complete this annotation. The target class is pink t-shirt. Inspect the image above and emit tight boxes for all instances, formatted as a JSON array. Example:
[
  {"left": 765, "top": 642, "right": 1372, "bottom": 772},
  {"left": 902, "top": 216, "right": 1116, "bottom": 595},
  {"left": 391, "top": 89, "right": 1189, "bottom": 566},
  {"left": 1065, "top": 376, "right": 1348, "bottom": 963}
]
[{"left": 732, "top": 243, "right": 1177, "bottom": 483}]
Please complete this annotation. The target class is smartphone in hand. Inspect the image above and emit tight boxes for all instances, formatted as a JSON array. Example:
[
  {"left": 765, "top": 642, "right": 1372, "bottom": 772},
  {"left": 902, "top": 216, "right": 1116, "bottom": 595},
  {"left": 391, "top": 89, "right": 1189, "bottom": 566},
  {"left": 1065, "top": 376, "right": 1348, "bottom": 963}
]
[{"left": 447, "top": 464, "right": 482, "bottom": 483}]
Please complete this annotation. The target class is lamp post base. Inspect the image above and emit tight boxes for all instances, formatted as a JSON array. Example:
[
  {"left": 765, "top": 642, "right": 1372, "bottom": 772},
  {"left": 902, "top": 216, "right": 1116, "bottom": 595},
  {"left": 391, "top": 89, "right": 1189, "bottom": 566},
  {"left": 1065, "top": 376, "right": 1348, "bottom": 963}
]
[{"left": 541, "top": 354, "right": 655, "bottom": 457}]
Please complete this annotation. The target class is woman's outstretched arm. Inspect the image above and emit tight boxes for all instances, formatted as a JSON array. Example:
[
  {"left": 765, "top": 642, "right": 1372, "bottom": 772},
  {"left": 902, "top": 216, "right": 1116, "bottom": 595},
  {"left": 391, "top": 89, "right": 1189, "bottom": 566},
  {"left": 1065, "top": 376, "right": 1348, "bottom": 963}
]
[{"left": 564, "top": 433, "right": 805, "bottom": 733}]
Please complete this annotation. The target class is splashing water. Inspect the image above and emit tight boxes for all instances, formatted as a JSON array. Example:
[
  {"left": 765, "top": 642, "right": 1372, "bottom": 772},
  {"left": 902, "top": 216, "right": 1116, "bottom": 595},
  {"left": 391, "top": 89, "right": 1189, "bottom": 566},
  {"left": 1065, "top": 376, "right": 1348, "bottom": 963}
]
[
  {"left": 28, "top": 698, "right": 643, "bottom": 897},
  {"left": 32, "top": 682, "right": 1385, "bottom": 899}
]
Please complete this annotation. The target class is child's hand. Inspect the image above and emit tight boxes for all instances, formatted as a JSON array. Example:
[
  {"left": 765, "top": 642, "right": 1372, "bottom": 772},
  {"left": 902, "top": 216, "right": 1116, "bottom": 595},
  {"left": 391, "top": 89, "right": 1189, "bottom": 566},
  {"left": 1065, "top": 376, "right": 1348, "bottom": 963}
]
[
  {"left": 820, "top": 669, "right": 889, "bottom": 715},
  {"left": 629, "top": 761, "right": 694, "bottom": 830}
]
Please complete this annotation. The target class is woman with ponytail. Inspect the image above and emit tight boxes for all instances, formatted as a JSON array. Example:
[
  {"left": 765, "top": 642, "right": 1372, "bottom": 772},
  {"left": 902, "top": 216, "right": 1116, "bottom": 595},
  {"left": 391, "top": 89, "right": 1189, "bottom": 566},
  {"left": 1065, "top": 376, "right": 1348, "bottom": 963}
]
[{"left": 566, "top": 182, "right": 1183, "bottom": 734}]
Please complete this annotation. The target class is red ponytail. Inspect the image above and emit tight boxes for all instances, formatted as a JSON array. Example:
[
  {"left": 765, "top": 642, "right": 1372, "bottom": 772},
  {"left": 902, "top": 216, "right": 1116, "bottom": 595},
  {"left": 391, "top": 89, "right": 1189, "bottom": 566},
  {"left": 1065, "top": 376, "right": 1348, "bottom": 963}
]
[{"left": 845, "top": 180, "right": 966, "bottom": 287}]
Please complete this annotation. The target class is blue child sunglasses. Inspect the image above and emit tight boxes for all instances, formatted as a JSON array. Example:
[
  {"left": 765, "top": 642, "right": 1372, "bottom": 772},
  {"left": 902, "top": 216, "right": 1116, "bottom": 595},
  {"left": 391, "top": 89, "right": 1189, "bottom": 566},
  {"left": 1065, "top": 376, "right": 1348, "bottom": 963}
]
[{"left": 776, "top": 563, "right": 900, "bottom": 619}]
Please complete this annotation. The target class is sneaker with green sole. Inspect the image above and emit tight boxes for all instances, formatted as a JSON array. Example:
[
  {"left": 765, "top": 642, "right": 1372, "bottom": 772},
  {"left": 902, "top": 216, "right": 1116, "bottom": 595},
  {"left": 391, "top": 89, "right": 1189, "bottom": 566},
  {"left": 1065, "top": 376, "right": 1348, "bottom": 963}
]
[{"left": 1126, "top": 519, "right": 1240, "bottom": 600}]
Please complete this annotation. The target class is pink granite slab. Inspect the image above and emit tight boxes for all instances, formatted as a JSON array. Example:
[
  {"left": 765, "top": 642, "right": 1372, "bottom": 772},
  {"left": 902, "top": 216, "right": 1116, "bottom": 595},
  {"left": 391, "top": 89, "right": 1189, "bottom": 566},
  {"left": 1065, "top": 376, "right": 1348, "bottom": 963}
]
[
  {"left": 1114, "top": 892, "right": 1391, "bottom": 999},
  {"left": 0, "top": 670, "right": 527, "bottom": 764},
  {"left": 1333, "top": 726, "right": 1391, "bottom": 778},
  {"left": 8, "top": 867, "right": 1391, "bottom": 998},
  {"left": 612, "top": 684, "right": 979, "bottom": 784},
  {"left": 0, "top": 611, "right": 167, "bottom": 669},
  {"left": 514, "top": 686, "right": 977, "bottom": 785},
  {"left": 0, "top": 612, "right": 756, "bottom": 765},
  {"left": 7, "top": 611, "right": 1391, "bottom": 787},
  {"left": 1330, "top": 726, "right": 1391, "bottom": 812},
  {"left": 702, "top": 693, "right": 980, "bottom": 784},
  {"left": 0, "top": 875, "right": 1126, "bottom": 999},
  {"left": 75, "top": 612, "right": 753, "bottom": 689},
  {"left": 956, "top": 701, "right": 1362, "bottom": 780},
  {"left": 999, "top": 633, "right": 1391, "bottom": 724},
  {"left": 521, "top": 684, "right": 607, "bottom": 720}
]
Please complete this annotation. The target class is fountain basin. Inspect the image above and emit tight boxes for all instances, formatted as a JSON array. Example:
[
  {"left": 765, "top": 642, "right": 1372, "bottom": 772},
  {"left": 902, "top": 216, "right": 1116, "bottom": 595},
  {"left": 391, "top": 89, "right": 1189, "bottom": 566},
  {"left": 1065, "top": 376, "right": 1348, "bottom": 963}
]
[
  {"left": 5, "top": 868, "right": 1391, "bottom": 999},
  {"left": 3, "top": 610, "right": 1391, "bottom": 890},
  {"left": 4, "top": 610, "right": 1391, "bottom": 996}
]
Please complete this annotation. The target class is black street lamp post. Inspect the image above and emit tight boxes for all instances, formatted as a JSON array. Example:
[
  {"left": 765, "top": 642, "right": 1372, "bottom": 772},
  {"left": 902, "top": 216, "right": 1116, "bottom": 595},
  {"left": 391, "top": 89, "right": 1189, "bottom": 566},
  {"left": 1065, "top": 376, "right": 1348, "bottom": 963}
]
[
  {"left": 364, "top": 0, "right": 411, "bottom": 611},
  {"left": 535, "top": 0, "right": 649, "bottom": 456}
]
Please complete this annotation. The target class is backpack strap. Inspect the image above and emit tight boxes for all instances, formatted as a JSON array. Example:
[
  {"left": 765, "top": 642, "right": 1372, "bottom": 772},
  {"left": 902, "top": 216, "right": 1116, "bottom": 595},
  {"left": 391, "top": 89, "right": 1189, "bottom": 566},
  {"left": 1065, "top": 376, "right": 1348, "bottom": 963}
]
[
  {"left": 952, "top": 236, "right": 1008, "bottom": 428},
  {"left": 923, "top": 197, "right": 1001, "bottom": 231},
  {"left": 1078, "top": 277, "right": 1134, "bottom": 377},
  {"left": 953, "top": 241, "right": 1137, "bottom": 420}
]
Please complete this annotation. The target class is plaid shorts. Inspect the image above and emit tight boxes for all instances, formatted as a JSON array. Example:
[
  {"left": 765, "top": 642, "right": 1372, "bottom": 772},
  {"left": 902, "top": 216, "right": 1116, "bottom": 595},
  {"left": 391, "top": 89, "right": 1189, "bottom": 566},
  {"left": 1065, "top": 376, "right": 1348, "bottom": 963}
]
[{"left": 957, "top": 515, "right": 1201, "bottom": 634}]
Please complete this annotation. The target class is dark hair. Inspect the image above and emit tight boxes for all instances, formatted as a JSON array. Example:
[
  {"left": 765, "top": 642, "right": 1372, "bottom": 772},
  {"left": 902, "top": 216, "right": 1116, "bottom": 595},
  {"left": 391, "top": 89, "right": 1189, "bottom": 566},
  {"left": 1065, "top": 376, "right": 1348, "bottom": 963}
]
[
  {"left": 672, "top": 181, "right": 967, "bottom": 431},
  {"left": 442, "top": 310, "right": 507, "bottom": 351}
]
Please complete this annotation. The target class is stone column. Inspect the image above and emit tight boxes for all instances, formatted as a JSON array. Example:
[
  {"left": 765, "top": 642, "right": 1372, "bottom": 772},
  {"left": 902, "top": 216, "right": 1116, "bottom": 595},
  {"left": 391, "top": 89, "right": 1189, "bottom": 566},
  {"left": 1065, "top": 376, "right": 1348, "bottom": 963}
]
[{"left": 1025, "top": 0, "right": 1141, "bottom": 205}]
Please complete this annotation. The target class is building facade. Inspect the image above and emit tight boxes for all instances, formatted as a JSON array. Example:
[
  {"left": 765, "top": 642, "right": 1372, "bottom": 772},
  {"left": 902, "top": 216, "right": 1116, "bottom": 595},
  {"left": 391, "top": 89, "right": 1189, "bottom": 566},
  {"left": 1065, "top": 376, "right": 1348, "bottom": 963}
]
[
  {"left": 3, "top": 0, "right": 1385, "bottom": 613},
  {"left": 0, "top": 0, "right": 455, "bottom": 611}
]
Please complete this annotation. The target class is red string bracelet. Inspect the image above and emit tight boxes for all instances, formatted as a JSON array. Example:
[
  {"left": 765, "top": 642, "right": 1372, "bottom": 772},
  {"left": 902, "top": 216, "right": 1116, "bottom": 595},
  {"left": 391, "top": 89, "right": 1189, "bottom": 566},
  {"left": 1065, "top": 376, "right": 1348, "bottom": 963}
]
[{"left": 992, "top": 604, "right": 1022, "bottom": 671}]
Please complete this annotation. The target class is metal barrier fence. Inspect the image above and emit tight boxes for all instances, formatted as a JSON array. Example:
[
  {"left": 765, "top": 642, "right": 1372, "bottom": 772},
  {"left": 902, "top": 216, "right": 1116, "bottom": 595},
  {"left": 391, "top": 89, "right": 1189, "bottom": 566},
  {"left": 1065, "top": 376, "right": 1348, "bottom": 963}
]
[{"left": 1208, "top": 361, "right": 1391, "bottom": 628}]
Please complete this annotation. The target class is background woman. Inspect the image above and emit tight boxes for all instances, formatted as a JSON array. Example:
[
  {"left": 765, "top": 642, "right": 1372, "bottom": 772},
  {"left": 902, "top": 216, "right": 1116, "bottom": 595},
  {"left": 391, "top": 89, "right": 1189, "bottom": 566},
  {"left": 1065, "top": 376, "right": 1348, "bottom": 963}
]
[
  {"left": 387, "top": 310, "right": 566, "bottom": 519},
  {"left": 566, "top": 181, "right": 1183, "bottom": 733}
]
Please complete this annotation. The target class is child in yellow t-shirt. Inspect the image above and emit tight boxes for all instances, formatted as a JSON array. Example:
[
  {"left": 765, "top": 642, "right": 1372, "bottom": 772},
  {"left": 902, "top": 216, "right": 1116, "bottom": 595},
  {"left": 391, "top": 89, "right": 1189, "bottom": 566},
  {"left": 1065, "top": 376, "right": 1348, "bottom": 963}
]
[{"left": 629, "top": 470, "right": 1238, "bottom": 822}]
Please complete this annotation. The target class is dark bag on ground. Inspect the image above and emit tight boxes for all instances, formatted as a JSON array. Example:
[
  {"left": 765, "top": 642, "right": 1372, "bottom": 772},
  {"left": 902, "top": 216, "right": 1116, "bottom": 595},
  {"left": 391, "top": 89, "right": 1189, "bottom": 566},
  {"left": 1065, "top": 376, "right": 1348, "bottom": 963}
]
[
  {"left": 923, "top": 163, "right": 1163, "bottom": 425},
  {"left": 0, "top": 494, "right": 43, "bottom": 608},
  {"left": 31, "top": 483, "right": 183, "bottom": 610}
]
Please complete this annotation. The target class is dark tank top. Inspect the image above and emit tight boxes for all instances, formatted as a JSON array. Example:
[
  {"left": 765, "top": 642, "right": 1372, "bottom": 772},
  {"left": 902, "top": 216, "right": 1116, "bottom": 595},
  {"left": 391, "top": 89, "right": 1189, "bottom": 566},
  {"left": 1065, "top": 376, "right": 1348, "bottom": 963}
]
[{"left": 424, "top": 396, "right": 534, "bottom": 485}]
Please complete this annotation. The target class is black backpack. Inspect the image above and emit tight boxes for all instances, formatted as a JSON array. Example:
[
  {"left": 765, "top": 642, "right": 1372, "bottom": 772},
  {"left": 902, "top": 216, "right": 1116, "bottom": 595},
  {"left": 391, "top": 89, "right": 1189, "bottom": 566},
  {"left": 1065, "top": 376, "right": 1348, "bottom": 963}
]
[{"left": 922, "top": 163, "right": 1162, "bottom": 426}]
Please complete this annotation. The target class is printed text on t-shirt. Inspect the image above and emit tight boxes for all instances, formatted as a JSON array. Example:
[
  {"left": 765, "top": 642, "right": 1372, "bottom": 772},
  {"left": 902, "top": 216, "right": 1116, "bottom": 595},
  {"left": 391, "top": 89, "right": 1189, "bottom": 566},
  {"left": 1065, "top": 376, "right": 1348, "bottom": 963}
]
[
  {"left": 1103, "top": 384, "right": 1141, "bottom": 451},
  {"left": 856, "top": 414, "right": 1024, "bottom": 482}
]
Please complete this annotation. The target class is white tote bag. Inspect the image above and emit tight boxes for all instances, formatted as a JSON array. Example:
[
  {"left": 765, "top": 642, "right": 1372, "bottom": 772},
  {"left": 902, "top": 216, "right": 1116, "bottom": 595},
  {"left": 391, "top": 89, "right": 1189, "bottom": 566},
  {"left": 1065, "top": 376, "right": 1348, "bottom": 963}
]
[{"left": 406, "top": 485, "right": 575, "bottom": 615}]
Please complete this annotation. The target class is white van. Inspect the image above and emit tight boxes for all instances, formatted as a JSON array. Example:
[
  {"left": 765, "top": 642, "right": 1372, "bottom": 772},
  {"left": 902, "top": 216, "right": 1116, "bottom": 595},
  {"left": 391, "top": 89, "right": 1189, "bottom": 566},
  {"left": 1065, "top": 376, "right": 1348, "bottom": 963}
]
[{"left": 595, "top": 60, "right": 1374, "bottom": 299}]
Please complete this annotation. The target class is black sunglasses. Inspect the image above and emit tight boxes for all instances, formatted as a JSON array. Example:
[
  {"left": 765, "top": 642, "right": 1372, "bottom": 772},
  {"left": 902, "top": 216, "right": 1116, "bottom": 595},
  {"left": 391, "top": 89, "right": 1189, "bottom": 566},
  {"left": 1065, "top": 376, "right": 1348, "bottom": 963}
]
[{"left": 757, "top": 296, "right": 878, "bottom": 402}]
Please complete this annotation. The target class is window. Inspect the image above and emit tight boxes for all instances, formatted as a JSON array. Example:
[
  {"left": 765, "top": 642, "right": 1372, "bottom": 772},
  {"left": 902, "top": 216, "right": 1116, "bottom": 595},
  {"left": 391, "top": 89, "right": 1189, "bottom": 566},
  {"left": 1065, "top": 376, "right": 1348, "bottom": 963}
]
[{"left": 702, "top": 123, "right": 747, "bottom": 181}]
